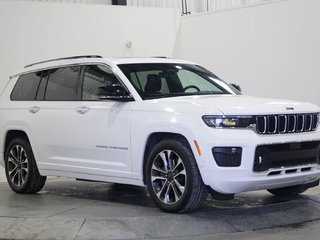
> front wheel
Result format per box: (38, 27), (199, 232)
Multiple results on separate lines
(267, 185), (308, 197)
(146, 139), (208, 213)
(5, 138), (46, 194)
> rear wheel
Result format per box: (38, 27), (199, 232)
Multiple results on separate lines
(5, 138), (46, 194)
(146, 139), (208, 213)
(267, 185), (308, 197)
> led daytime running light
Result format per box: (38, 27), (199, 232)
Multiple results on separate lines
(202, 115), (256, 128)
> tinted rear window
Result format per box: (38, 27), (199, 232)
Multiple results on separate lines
(11, 72), (42, 101)
(45, 66), (81, 101)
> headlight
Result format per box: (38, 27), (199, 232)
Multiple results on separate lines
(202, 115), (256, 128)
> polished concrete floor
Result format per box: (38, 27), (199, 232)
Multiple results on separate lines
(0, 166), (5, 182)
(0, 173), (320, 240)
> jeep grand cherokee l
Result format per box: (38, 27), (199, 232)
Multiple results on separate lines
(0, 55), (319, 213)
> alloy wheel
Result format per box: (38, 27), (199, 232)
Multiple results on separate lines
(7, 145), (29, 187)
(151, 150), (187, 204)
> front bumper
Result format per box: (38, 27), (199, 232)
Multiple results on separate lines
(196, 128), (320, 194)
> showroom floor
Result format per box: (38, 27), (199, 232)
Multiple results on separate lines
(0, 167), (5, 182)
(0, 175), (320, 240)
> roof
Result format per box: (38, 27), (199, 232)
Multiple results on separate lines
(11, 56), (197, 79)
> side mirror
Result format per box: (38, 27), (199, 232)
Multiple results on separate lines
(97, 84), (133, 102)
(230, 83), (241, 93)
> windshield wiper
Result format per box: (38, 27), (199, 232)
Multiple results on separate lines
(190, 91), (228, 96)
(145, 91), (229, 99)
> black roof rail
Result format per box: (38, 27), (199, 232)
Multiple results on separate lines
(24, 55), (103, 68)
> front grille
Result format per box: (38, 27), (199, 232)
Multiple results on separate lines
(253, 141), (320, 172)
(256, 113), (319, 134)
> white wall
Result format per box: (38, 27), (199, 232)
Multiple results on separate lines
(0, 1), (180, 92)
(0, 0), (180, 178)
(129, 0), (281, 13)
(174, 0), (320, 106)
(1, 0), (319, 104)
(11, 1), (113, 5)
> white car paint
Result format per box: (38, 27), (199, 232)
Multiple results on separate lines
(0, 57), (320, 193)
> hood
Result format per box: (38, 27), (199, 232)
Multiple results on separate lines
(153, 95), (320, 115)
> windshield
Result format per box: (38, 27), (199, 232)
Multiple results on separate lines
(118, 63), (239, 100)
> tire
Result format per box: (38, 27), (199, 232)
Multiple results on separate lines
(4, 137), (46, 194)
(146, 139), (208, 213)
(267, 185), (308, 197)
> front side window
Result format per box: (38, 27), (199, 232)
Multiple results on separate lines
(82, 65), (121, 101)
(45, 66), (81, 101)
(11, 72), (42, 101)
(118, 63), (237, 100)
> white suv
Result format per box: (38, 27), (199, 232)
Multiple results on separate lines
(0, 56), (319, 213)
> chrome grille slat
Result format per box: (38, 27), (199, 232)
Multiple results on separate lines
(271, 115), (277, 133)
(267, 116), (277, 133)
(307, 114), (313, 131)
(312, 113), (319, 130)
(256, 113), (319, 134)
(297, 115), (303, 132)
(287, 115), (296, 133)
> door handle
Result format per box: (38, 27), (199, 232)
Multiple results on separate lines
(29, 106), (40, 114)
(76, 106), (90, 114)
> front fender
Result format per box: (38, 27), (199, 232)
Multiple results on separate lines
(130, 111), (207, 179)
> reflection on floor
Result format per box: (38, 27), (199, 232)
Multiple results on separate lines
(0, 178), (320, 240)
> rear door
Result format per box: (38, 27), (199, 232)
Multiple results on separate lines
(28, 65), (83, 173)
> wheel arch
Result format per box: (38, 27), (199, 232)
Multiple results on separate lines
(142, 132), (193, 184)
(3, 128), (47, 193)
(3, 129), (31, 157)
(3, 129), (30, 152)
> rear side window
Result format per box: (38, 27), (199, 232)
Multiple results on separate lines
(45, 66), (81, 101)
(11, 72), (42, 101)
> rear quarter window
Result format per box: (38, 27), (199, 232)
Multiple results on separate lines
(10, 72), (42, 101)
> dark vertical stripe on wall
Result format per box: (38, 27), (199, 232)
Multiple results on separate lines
(112, 0), (127, 5)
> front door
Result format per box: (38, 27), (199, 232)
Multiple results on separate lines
(70, 65), (134, 179)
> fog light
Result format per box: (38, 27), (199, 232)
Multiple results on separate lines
(212, 147), (242, 167)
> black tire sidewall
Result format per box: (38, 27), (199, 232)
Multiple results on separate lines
(4, 138), (34, 193)
(146, 139), (194, 213)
